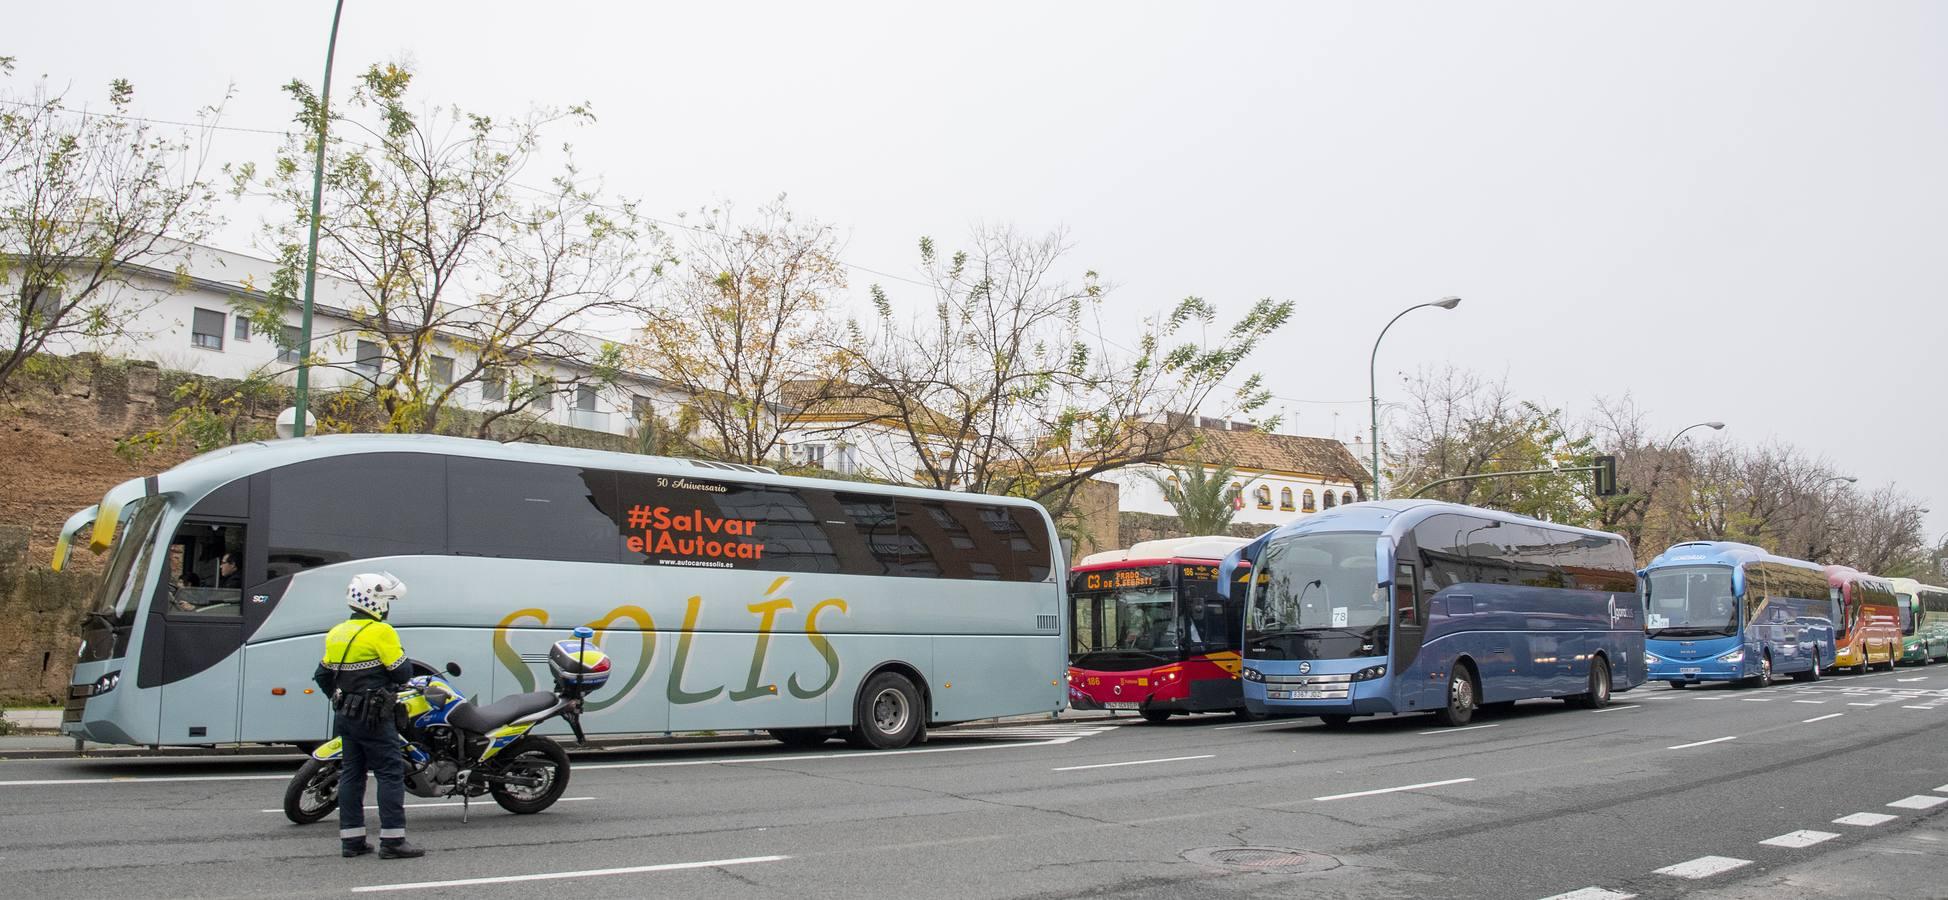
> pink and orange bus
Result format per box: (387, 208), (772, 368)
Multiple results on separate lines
(1826, 565), (1902, 672)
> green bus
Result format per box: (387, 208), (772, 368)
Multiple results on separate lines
(1887, 577), (1948, 665)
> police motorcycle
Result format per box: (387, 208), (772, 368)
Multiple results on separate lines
(283, 627), (611, 825)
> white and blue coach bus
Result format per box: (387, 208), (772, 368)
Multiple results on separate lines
(53, 435), (1066, 750)
(1220, 500), (1645, 727)
(1642, 541), (1837, 688)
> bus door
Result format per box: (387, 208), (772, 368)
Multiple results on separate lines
(151, 511), (249, 744)
(1391, 537), (1426, 677)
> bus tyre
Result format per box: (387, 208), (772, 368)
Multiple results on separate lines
(283, 758), (340, 825)
(848, 671), (923, 750)
(1318, 714), (1353, 728)
(1231, 706), (1260, 723)
(1140, 709), (1174, 724)
(1434, 664), (1478, 727)
(1577, 656), (1612, 709)
(1792, 655), (1821, 683)
(489, 737), (571, 814)
(1744, 653), (1772, 688)
(1667, 680), (1688, 690)
(769, 728), (838, 748)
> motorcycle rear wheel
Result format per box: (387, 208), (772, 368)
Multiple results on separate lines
(284, 758), (340, 825)
(489, 737), (571, 814)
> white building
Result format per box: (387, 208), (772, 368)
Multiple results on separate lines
(1098, 418), (1372, 529)
(776, 383), (957, 485)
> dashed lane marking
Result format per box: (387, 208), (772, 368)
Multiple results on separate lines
(1897, 677), (1928, 682)
(1590, 704), (1640, 713)
(1417, 723), (1500, 735)
(1759, 829), (1841, 849)
(1653, 856), (1751, 879)
(1052, 754), (1215, 772)
(1887, 795), (1948, 810)
(1538, 888), (1636, 900)
(350, 854), (791, 893)
(1212, 720), (1304, 731)
(1313, 777), (1475, 802)
(1834, 812), (1899, 826)
(1738, 698), (1772, 703)
(1792, 700), (1827, 704)
(1802, 713), (1845, 723)
(1935, 784), (1948, 794)
(1847, 702), (1882, 707)
(1667, 736), (1737, 750)
(1903, 706), (1934, 710)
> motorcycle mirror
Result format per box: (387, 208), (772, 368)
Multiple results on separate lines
(572, 625), (595, 639)
(444, 661), (462, 677)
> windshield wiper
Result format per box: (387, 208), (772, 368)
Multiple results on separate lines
(1649, 626), (1728, 639)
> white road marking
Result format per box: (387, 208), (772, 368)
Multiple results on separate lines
(1792, 700), (1827, 704)
(1934, 784), (1948, 794)
(1802, 713), (1845, 723)
(1760, 829), (1840, 849)
(350, 854), (791, 893)
(1538, 888), (1636, 900)
(0, 773), (290, 787)
(1666, 736), (1737, 750)
(1052, 754), (1215, 772)
(1313, 777), (1475, 802)
(1887, 795), (1948, 810)
(1694, 697), (1724, 701)
(581, 731), (1096, 771)
(1737, 698), (1771, 703)
(1834, 812), (1898, 826)
(1847, 702), (1882, 707)
(1903, 705), (1934, 710)
(1417, 723), (1500, 735)
(1897, 677), (1927, 682)
(1590, 704), (1640, 713)
(260, 797), (594, 814)
(1653, 856), (1751, 879)
(1212, 720), (1303, 731)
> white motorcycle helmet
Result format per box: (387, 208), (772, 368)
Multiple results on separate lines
(346, 572), (407, 619)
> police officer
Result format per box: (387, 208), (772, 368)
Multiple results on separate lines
(313, 572), (425, 860)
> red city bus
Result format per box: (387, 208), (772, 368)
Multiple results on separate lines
(1826, 565), (1902, 672)
(1066, 536), (1254, 723)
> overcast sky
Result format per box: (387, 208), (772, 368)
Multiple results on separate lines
(13, 1), (1947, 538)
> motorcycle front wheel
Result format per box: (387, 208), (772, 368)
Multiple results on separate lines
(489, 737), (571, 814)
(284, 758), (341, 825)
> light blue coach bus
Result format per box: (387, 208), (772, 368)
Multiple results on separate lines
(1642, 541), (1836, 688)
(1221, 501), (1645, 727)
(53, 434), (1066, 750)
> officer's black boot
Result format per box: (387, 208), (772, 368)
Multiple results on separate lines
(379, 839), (425, 860)
(341, 840), (373, 858)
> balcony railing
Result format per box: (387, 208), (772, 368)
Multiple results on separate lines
(570, 409), (611, 432)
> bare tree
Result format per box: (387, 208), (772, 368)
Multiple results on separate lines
(838, 226), (1292, 515)
(633, 199), (848, 465)
(1, 60), (221, 394)
(1385, 365), (1593, 522)
(234, 62), (660, 438)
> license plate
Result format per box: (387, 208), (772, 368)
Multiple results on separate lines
(1680, 667), (1702, 676)
(1105, 701), (1139, 710)
(1266, 691), (1289, 700)
(1288, 689), (1326, 699)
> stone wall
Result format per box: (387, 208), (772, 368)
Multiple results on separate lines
(1118, 511), (1270, 547)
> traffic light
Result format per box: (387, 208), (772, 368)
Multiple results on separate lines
(1594, 455), (1619, 497)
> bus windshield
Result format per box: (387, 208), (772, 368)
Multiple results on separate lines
(1646, 565), (1738, 638)
(1071, 567), (1177, 661)
(1245, 533), (1384, 658)
(78, 497), (167, 664)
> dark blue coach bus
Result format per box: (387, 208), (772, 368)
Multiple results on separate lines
(1221, 500), (1646, 727)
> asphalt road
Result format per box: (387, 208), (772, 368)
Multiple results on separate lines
(3, 668), (1946, 900)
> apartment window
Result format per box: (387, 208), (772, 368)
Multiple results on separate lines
(1343, 491), (1355, 505)
(532, 377), (554, 411)
(1302, 489), (1316, 512)
(430, 355), (454, 386)
(799, 443), (827, 469)
(233, 316), (251, 342)
(631, 394), (653, 421)
(1322, 490), (1337, 509)
(354, 340), (382, 375)
(481, 367), (506, 402)
(576, 384), (599, 411)
(1279, 487), (1295, 511)
(191, 308), (225, 351)
(278, 325), (303, 364)
(25, 285), (61, 324)
(1254, 485), (1272, 510)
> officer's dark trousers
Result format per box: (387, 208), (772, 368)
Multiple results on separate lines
(336, 713), (406, 847)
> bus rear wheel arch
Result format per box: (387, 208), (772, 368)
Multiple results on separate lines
(844, 667), (927, 750)
(1575, 654), (1612, 709)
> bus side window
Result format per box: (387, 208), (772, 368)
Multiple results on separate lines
(163, 520), (246, 618)
(1395, 562), (1419, 627)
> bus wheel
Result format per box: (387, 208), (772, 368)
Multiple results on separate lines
(1231, 706), (1260, 723)
(1792, 655), (1821, 683)
(1318, 714), (1353, 728)
(1667, 680), (1688, 690)
(1744, 653), (1772, 688)
(1433, 664), (1478, 727)
(846, 672), (923, 750)
(1577, 656), (1612, 709)
(1140, 710), (1174, 724)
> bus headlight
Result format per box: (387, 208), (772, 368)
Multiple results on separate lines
(1716, 649), (1745, 664)
(1241, 668), (1265, 683)
(1643, 652), (1664, 664)
(89, 670), (120, 696)
(1351, 665), (1388, 682)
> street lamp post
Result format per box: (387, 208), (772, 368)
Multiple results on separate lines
(289, 0), (347, 439)
(1806, 475), (1858, 559)
(1368, 297), (1461, 500)
(1663, 421), (1726, 455)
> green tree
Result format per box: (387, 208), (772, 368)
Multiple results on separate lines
(233, 62), (661, 438)
(1146, 458), (1240, 535)
(1, 60), (221, 395)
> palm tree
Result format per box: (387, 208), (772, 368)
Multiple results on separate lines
(1146, 459), (1240, 535)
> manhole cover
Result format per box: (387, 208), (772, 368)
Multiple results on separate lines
(1183, 846), (1341, 875)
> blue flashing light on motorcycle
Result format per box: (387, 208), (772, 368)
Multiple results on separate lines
(283, 627), (611, 825)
